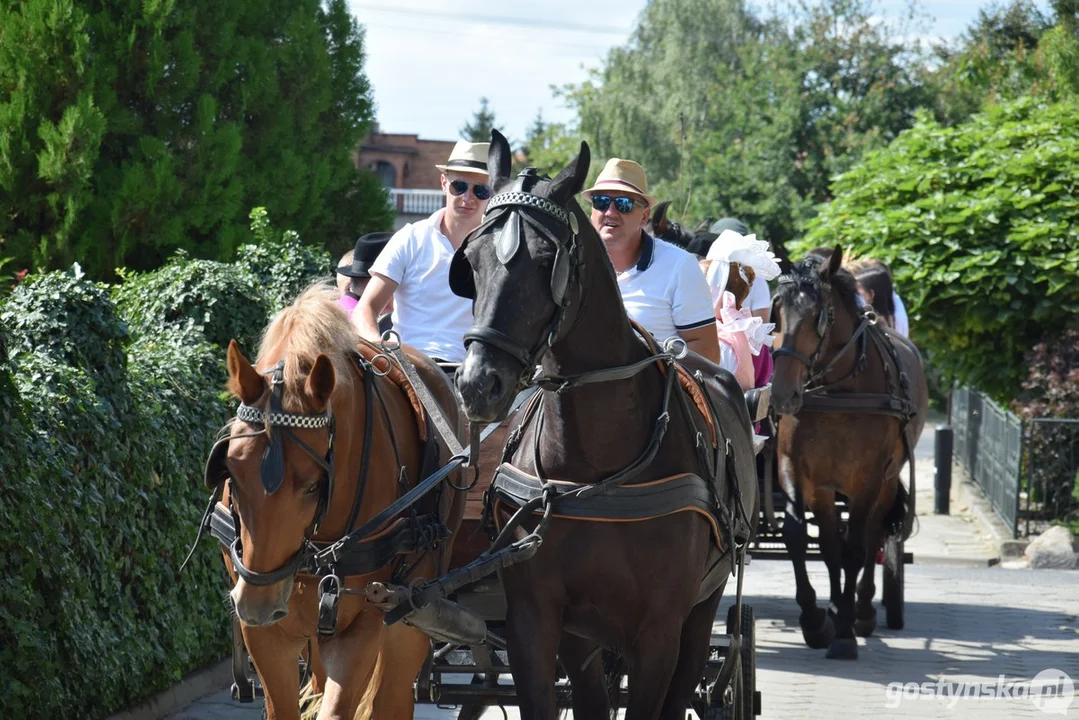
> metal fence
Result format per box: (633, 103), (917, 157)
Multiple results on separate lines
(1022, 418), (1079, 537)
(952, 387), (1079, 538)
(951, 387), (1023, 537)
(390, 188), (445, 215)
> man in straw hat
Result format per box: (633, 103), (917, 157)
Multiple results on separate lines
(583, 158), (719, 363)
(354, 140), (492, 363)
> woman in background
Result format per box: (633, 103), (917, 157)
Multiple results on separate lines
(848, 259), (907, 336)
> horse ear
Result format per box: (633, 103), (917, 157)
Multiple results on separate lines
(548, 141), (590, 203)
(227, 340), (264, 404)
(488, 129), (512, 191)
(828, 244), (843, 277)
(652, 200), (671, 235)
(305, 354), (336, 412)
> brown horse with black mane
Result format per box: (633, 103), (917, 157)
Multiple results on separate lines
(202, 284), (466, 719)
(451, 131), (759, 719)
(770, 248), (927, 660)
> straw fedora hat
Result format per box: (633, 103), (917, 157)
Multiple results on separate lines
(435, 140), (491, 177)
(582, 158), (657, 208)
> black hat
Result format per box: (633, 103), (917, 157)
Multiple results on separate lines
(336, 232), (392, 279)
(686, 231), (718, 259)
(709, 217), (750, 236)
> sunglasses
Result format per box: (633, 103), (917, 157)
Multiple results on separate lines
(590, 195), (643, 214)
(448, 179), (492, 200)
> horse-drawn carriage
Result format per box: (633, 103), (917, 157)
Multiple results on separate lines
(190, 131), (926, 719)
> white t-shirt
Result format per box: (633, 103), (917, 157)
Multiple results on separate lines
(893, 291), (909, 337)
(747, 275), (771, 312)
(369, 209), (472, 362)
(617, 234), (715, 344)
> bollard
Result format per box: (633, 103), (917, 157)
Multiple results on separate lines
(934, 425), (953, 515)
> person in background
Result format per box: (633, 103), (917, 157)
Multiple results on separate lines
(354, 141), (491, 363)
(692, 230), (780, 391)
(335, 232), (392, 318)
(583, 158), (719, 363)
(847, 258), (908, 336)
(709, 218), (772, 324)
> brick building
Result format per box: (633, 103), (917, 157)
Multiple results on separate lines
(355, 127), (456, 229)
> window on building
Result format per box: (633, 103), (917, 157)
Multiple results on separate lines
(373, 161), (396, 188)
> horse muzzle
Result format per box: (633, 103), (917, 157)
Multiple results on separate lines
(771, 388), (804, 416)
(230, 578), (292, 627)
(455, 344), (519, 424)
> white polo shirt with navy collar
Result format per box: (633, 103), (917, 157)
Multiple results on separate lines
(616, 233), (715, 344)
(369, 209), (472, 363)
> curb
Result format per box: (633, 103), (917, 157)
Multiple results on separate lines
(105, 659), (232, 720)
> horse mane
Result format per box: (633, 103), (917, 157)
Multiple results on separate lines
(776, 254), (861, 320)
(256, 281), (359, 407)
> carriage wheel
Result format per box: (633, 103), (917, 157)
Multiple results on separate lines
(727, 604), (757, 718)
(883, 535), (904, 630)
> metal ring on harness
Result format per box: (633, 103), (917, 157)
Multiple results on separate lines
(370, 352), (394, 377)
(379, 329), (402, 351)
(663, 336), (690, 360)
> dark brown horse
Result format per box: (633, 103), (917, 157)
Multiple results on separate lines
(209, 285), (466, 719)
(452, 132), (759, 719)
(770, 248), (927, 659)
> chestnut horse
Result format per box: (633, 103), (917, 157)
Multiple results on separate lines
(208, 285), (466, 719)
(770, 248), (927, 660)
(452, 132), (759, 719)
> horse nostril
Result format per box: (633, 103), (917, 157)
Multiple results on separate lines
(486, 372), (502, 402)
(270, 608), (288, 623)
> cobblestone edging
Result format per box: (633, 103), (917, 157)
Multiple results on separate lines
(104, 660), (232, 720)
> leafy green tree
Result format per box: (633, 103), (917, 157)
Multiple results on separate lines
(800, 98), (1079, 400)
(0, 0), (389, 280)
(562, 0), (932, 256)
(460, 97), (501, 143)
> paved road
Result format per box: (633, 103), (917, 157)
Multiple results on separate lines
(167, 563), (1079, 719)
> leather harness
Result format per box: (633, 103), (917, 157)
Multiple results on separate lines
(769, 271), (920, 539)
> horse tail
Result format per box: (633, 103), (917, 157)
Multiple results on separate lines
(352, 642), (385, 720)
(299, 678), (321, 720)
(883, 480), (908, 538)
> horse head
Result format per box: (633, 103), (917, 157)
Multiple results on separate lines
(211, 287), (359, 626)
(645, 200), (696, 250)
(771, 244), (861, 414)
(452, 130), (591, 423)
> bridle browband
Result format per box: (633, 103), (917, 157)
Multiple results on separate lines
(450, 169), (583, 389)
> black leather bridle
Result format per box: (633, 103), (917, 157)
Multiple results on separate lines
(771, 274), (872, 392)
(193, 355), (376, 587)
(449, 169), (583, 388)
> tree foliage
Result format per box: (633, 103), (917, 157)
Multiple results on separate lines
(0, 0), (389, 280)
(0, 220), (332, 719)
(561, 0), (932, 257)
(800, 98), (1079, 400)
(460, 97), (501, 143)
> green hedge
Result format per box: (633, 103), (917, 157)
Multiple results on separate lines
(0, 225), (333, 719)
(801, 97), (1079, 401)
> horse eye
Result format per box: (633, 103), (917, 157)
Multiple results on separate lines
(304, 479), (321, 495)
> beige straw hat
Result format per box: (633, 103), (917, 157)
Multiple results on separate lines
(435, 140), (491, 177)
(582, 158), (657, 207)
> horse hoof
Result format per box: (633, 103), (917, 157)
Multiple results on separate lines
(854, 608), (877, 637)
(826, 637), (859, 660)
(800, 610), (835, 649)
